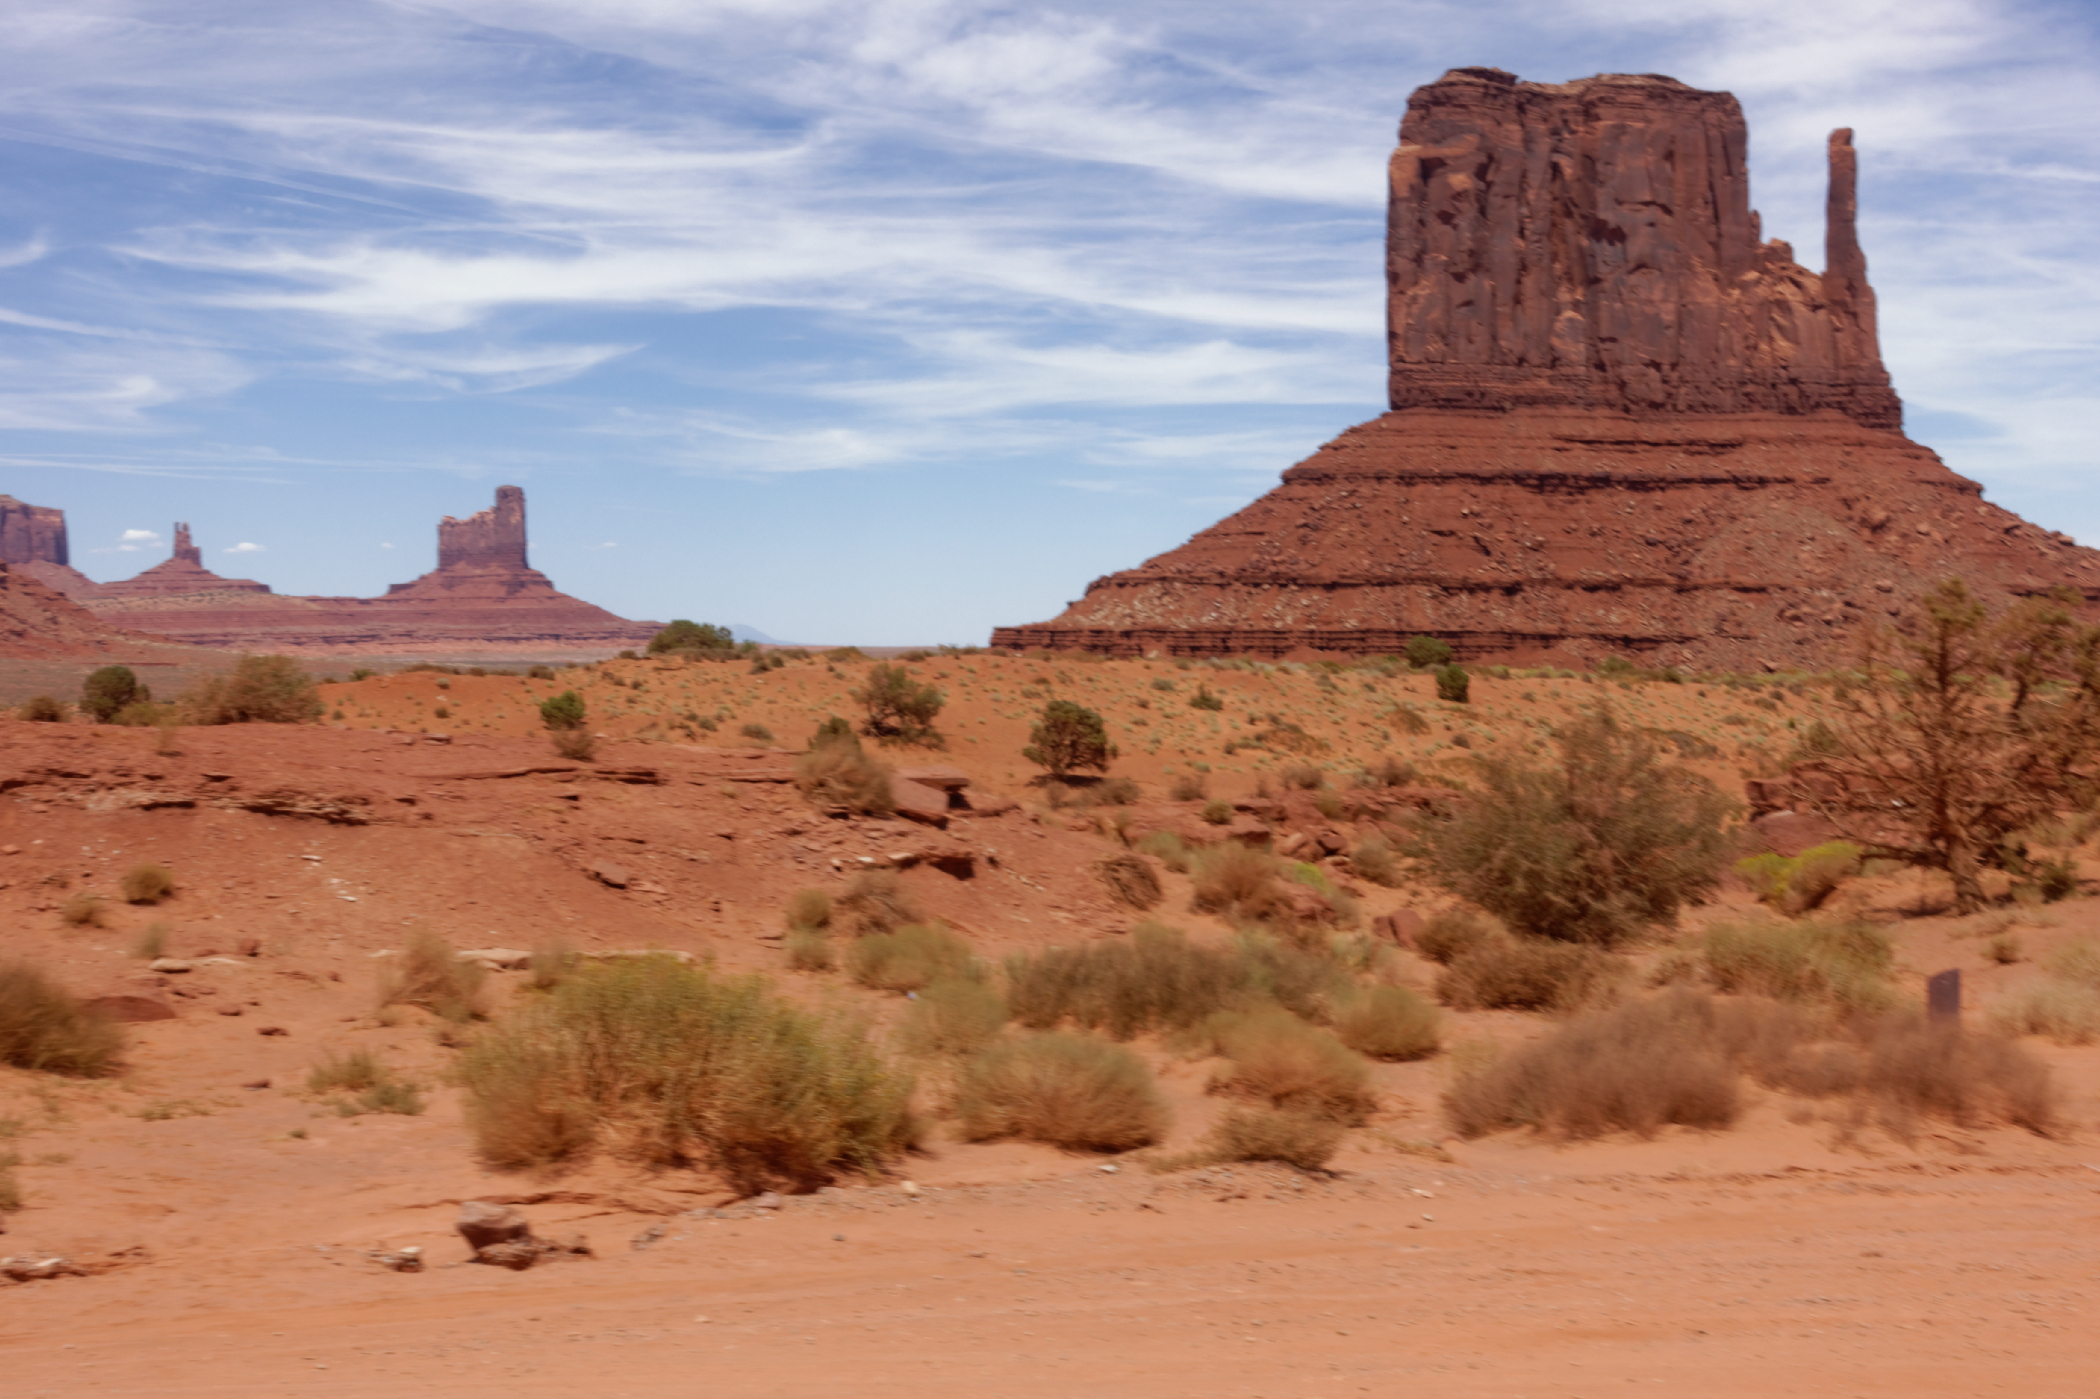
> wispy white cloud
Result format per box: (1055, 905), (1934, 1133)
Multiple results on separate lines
(223, 540), (264, 552)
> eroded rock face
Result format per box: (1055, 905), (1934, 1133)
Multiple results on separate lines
(0, 495), (68, 568)
(437, 485), (529, 572)
(1386, 69), (1897, 428)
(994, 68), (2100, 669)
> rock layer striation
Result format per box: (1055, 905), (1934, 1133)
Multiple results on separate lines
(994, 68), (2100, 669)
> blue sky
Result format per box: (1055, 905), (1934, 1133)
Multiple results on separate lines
(1, 0), (2095, 643)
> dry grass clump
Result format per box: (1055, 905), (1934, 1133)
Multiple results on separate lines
(120, 862), (175, 905)
(378, 931), (488, 1022)
(1991, 937), (2100, 1044)
(307, 1048), (425, 1116)
(1199, 1106), (1345, 1171)
(1435, 935), (1616, 1012)
(847, 922), (975, 993)
(60, 892), (107, 928)
(1190, 842), (1279, 917)
(0, 1152), (20, 1212)
(1701, 919), (1895, 1010)
(794, 722), (895, 814)
(0, 962), (123, 1076)
(899, 977), (1008, 1059)
(1446, 989), (2056, 1140)
(956, 1032), (1167, 1151)
(17, 695), (65, 722)
(1006, 922), (1246, 1038)
(832, 870), (918, 938)
(1135, 830), (1192, 873)
(1332, 985), (1440, 1061)
(528, 936), (580, 991)
(1414, 908), (1499, 965)
(783, 889), (835, 972)
(1205, 1006), (1375, 1124)
(1350, 832), (1402, 887)
(1094, 852), (1163, 910)
(552, 729), (598, 761)
(459, 955), (914, 1190)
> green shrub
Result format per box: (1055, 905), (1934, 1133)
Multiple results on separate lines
(0, 962), (123, 1076)
(1200, 799), (1234, 825)
(1435, 936), (1616, 1012)
(1024, 700), (1116, 777)
(854, 663), (943, 741)
(306, 1048), (421, 1113)
(1436, 665), (1470, 704)
(956, 1033), (1167, 1150)
(539, 690), (587, 731)
(81, 665), (146, 722)
(111, 700), (165, 726)
(1405, 636), (1454, 670)
(1191, 843), (1287, 924)
(17, 695), (64, 722)
(1189, 686), (1224, 712)
(1094, 852), (1162, 910)
(1200, 1106), (1344, 1171)
(740, 723), (774, 743)
(378, 932), (488, 1022)
(900, 977), (1008, 1058)
(1206, 1006), (1375, 1124)
(1333, 985), (1440, 1061)
(120, 862), (174, 905)
(648, 620), (735, 655)
(1279, 763), (1325, 791)
(847, 922), (975, 993)
(1168, 772), (1207, 801)
(131, 922), (170, 960)
(1734, 841), (1863, 915)
(459, 956), (914, 1188)
(1701, 919), (1894, 1010)
(186, 654), (324, 724)
(1409, 706), (1733, 946)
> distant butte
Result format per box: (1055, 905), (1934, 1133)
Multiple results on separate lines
(993, 68), (2100, 669)
(26, 486), (658, 657)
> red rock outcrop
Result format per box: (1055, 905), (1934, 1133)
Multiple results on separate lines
(994, 68), (2100, 670)
(0, 562), (167, 659)
(63, 488), (658, 656)
(0, 494), (102, 597)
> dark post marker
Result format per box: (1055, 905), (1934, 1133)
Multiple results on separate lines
(1927, 968), (1961, 1021)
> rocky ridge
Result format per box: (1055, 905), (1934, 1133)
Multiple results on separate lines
(994, 68), (2100, 670)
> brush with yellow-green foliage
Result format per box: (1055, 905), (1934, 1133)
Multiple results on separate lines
(1735, 841), (1863, 915)
(459, 955), (914, 1191)
(955, 1032), (1166, 1151)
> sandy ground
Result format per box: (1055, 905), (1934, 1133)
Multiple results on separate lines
(2, 661), (2098, 1397)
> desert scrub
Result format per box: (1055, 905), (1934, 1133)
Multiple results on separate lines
(1734, 841), (1863, 915)
(1135, 830), (1191, 873)
(1701, 919), (1895, 1011)
(848, 922), (975, 993)
(1990, 937), (2100, 1044)
(120, 862), (175, 905)
(955, 1032), (1167, 1151)
(17, 695), (64, 722)
(783, 888), (835, 972)
(307, 1049), (425, 1116)
(1413, 908), (1500, 966)
(59, 892), (106, 928)
(1093, 852), (1162, 910)
(130, 923), (170, 961)
(1349, 832), (1402, 887)
(0, 962), (123, 1076)
(377, 931), (488, 1022)
(1005, 922), (1247, 1038)
(1409, 705), (1732, 946)
(1332, 985), (1440, 1061)
(1435, 935), (1616, 1013)
(1197, 1106), (1344, 1172)
(185, 654), (324, 724)
(459, 955), (913, 1189)
(793, 722), (894, 816)
(1204, 1006), (1375, 1124)
(899, 977), (1008, 1059)
(831, 870), (917, 938)
(1446, 989), (2055, 1141)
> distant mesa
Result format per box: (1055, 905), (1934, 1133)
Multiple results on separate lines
(16, 486), (658, 657)
(993, 68), (2100, 671)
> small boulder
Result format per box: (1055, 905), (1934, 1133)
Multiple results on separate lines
(456, 1201), (532, 1253)
(81, 994), (177, 1023)
(958, 791), (1018, 817)
(588, 860), (631, 889)
(1, 1255), (86, 1283)
(1373, 909), (1425, 948)
(889, 777), (951, 828)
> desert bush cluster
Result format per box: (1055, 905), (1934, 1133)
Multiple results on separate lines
(1991, 937), (2100, 1044)
(0, 962), (123, 1076)
(793, 719), (894, 815)
(459, 955), (915, 1191)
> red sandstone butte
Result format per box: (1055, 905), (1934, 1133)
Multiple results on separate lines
(993, 68), (2100, 671)
(56, 488), (659, 656)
